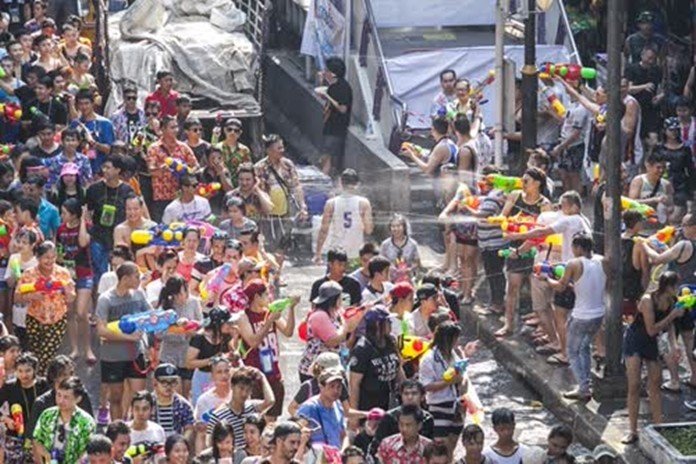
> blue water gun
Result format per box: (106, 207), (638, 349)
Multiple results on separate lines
(107, 309), (179, 335)
(130, 222), (186, 248)
(443, 359), (469, 382)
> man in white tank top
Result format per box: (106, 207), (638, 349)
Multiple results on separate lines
(544, 233), (607, 401)
(314, 169), (373, 262)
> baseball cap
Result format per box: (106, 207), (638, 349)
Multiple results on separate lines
(367, 408), (385, 422)
(312, 281), (343, 305)
(390, 282), (414, 300)
(664, 117), (680, 131)
(318, 367), (344, 385)
(203, 306), (238, 327)
(154, 363), (179, 379)
(593, 444), (617, 460)
(636, 11), (654, 23)
(243, 278), (267, 301)
(416, 283), (438, 301)
(60, 162), (79, 178)
(363, 306), (391, 325)
(310, 352), (342, 372)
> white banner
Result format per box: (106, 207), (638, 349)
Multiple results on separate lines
(300, 0), (345, 69)
(385, 45), (570, 129)
(372, 0), (496, 28)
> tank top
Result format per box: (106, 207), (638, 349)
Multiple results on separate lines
(244, 309), (281, 381)
(677, 240), (696, 286)
(624, 95), (644, 165)
(457, 139), (478, 190)
(631, 293), (669, 337)
(621, 238), (644, 300)
(326, 193), (365, 259)
(573, 256), (606, 320)
(433, 137), (459, 178)
(510, 193), (544, 218)
(638, 174), (668, 224)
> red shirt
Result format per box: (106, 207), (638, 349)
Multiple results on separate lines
(243, 308), (282, 381)
(145, 88), (180, 117)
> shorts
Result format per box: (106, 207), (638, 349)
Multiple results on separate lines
(260, 216), (294, 252)
(531, 278), (554, 312)
(76, 277), (94, 290)
(178, 367), (194, 381)
(251, 375), (285, 417)
(101, 354), (148, 383)
(506, 257), (533, 275)
(674, 313), (695, 333)
(430, 400), (463, 438)
(623, 325), (658, 361)
(553, 288), (576, 310)
(558, 144), (585, 172)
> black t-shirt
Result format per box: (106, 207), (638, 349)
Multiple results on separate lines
(22, 97), (68, 126)
(310, 275), (362, 306)
(1, 0), (29, 34)
(348, 336), (400, 411)
(0, 377), (50, 437)
(189, 333), (231, 373)
(656, 144), (695, 195)
(125, 111), (143, 145)
(30, 145), (62, 159)
(86, 181), (134, 248)
(27, 387), (94, 437)
(624, 63), (663, 111)
(323, 79), (352, 136)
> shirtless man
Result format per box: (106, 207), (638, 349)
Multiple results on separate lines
(113, 195), (157, 249)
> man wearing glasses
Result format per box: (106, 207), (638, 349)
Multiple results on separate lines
(151, 363), (194, 441)
(183, 117), (211, 166)
(161, 174), (211, 225)
(111, 86), (146, 146)
(214, 117), (251, 187)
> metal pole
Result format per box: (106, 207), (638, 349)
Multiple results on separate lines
(600, 0), (626, 393)
(519, 0), (537, 174)
(494, 0), (505, 166)
(344, 0), (352, 64)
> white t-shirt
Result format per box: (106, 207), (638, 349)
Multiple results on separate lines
(194, 388), (232, 422)
(551, 214), (592, 262)
(534, 212), (562, 264)
(162, 196), (212, 225)
(4, 254), (38, 327)
(97, 271), (118, 294)
(361, 282), (394, 305)
(483, 444), (532, 464)
(128, 420), (166, 445)
(145, 279), (164, 306)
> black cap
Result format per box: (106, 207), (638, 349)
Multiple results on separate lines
(154, 363), (179, 379)
(416, 283), (438, 301)
(636, 11), (654, 23)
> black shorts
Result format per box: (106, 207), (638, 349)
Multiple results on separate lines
(179, 367), (194, 381)
(553, 288), (576, 310)
(558, 144), (585, 172)
(101, 354), (148, 383)
(675, 313), (695, 333)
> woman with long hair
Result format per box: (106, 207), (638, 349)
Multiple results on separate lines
(379, 214), (421, 283)
(56, 198), (95, 363)
(164, 434), (191, 464)
(185, 307), (234, 404)
(194, 421), (237, 463)
(622, 271), (684, 444)
(158, 275), (203, 399)
(48, 163), (86, 210)
(177, 227), (204, 281)
(656, 117), (694, 223)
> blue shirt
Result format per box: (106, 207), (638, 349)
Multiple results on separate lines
(38, 198), (60, 240)
(297, 396), (345, 448)
(44, 152), (93, 190)
(70, 116), (115, 174)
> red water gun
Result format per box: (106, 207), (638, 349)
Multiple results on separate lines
(460, 195), (481, 210)
(0, 103), (22, 123)
(167, 318), (202, 335)
(198, 182), (222, 198)
(18, 277), (66, 294)
(493, 213), (538, 233)
(0, 220), (11, 249)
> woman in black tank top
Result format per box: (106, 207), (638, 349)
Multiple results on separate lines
(622, 272), (682, 444)
(495, 168), (551, 337)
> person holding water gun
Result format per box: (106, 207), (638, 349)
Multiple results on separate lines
(627, 153), (674, 227)
(14, 241), (75, 377)
(234, 279), (299, 421)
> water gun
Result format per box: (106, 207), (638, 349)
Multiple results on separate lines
(107, 309), (179, 335)
(164, 157), (197, 179)
(10, 404), (23, 437)
(0, 103), (22, 123)
(400, 142), (428, 157)
(130, 222), (186, 247)
(498, 247), (538, 259)
(268, 298), (292, 313)
(343, 305), (366, 320)
(596, 113), (606, 124)
(200, 263), (234, 301)
(18, 277), (67, 294)
(538, 63), (597, 81)
(633, 225), (675, 252)
(198, 182), (222, 198)
(460, 393), (484, 425)
(460, 195), (481, 210)
(401, 335), (431, 360)
(470, 70), (496, 98)
(438, 105), (459, 121)
(187, 220), (218, 241)
(167, 318), (202, 335)
(620, 196), (656, 220)
(125, 442), (164, 459)
(483, 174), (523, 193)
(675, 286), (696, 313)
(533, 262), (566, 279)
(0, 220), (11, 249)
(540, 85), (566, 118)
(28, 106), (48, 121)
(443, 359), (469, 382)
(0, 144), (13, 156)
(488, 213), (537, 233)
(8, 257), (20, 280)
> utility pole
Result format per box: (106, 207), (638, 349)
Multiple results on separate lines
(494, 0), (505, 166)
(595, 0), (627, 399)
(519, 0), (537, 174)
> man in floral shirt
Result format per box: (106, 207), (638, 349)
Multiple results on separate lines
(146, 116), (199, 221)
(45, 129), (93, 190)
(151, 363), (194, 441)
(215, 117), (251, 187)
(33, 377), (96, 464)
(377, 405), (432, 464)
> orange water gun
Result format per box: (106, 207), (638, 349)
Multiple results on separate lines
(198, 182), (222, 199)
(460, 195), (481, 210)
(167, 318), (202, 335)
(18, 277), (67, 294)
(633, 225), (676, 252)
(10, 404), (23, 437)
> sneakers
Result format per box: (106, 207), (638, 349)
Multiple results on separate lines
(562, 388), (592, 401)
(97, 406), (110, 426)
(685, 400), (696, 411)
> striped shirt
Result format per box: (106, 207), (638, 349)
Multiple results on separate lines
(156, 404), (174, 436)
(476, 190), (506, 251)
(206, 402), (257, 448)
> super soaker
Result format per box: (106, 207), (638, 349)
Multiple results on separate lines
(443, 359), (469, 382)
(633, 225), (675, 252)
(498, 247), (538, 259)
(165, 157), (196, 179)
(676, 286), (696, 313)
(107, 309), (179, 335)
(200, 263), (234, 301)
(167, 318), (202, 335)
(533, 262), (566, 279)
(19, 277), (67, 294)
(10, 404), (23, 437)
(460, 393), (485, 425)
(0, 103), (22, 123)
(130, 222), (186, 247)
(540, 85), (566, 118)
(484, 174), (523, 193)
(126, 442), (163, 459)
(621, 197), (656, 220)
(538, 63), (597, 81)
(198, 182), (222, 198)
(400, 142), (428, 157)
(268, 298), (292, 313)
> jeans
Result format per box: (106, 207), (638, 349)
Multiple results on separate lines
(90, 241), (110, 286)
(481, 249), (506, 306)
(567, 316), (603, 393)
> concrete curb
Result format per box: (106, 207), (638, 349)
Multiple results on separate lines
(460, 305), (652, 464)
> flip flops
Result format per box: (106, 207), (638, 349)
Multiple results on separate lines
(547, 353), (569, 365)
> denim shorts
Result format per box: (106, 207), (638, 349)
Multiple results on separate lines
(76, 277), (94, 290)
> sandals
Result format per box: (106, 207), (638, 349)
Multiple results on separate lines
(547, 353), (569, 365)
(661, 382), (682, 393)
(621, 433), (639, 445)
(494, 327), (513, 338)
(536, 344), (560, 355)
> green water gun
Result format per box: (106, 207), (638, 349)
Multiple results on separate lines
(498, 247), (538, 259)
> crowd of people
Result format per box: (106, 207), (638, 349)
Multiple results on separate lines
(0, 0), (691, 463)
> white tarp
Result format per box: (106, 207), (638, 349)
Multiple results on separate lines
(107, 0), (259, 114)
(385, 45), (570, 129)
(372, 0), (496, 28)
(300, 0), (345, 69)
